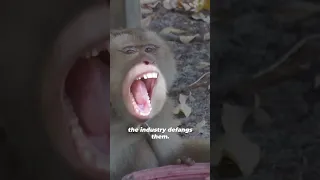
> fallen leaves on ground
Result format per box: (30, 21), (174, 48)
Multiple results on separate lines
(140, 0), (161, 15)
(173, 94), (192, 117)
(211, 103), (261, 177)
(203, 32), (210, 41)
(191, 12), (210, 23)
(141, 15), (153, 28)
(179, 34), (200, 44)
(160, 27), (186, 35)
(196, 61), (210, 69)
(193, 119), (206, 134)
(161, 0), (210, 23)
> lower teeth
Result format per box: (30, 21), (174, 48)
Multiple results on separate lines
(130, 93), (152, 116)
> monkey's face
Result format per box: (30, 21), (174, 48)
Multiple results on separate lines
(40, 3), (110, 179)
(110, 29), (177, 123)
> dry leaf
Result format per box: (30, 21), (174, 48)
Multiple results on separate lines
(202, 16), (210, 23)
(196, 61), (210, 69)
(160, 27), (186, 35)
(203, 0), (210, 10)
(179, 34), (199, 44)
(191, 12), (210, 23)
(195, 119), (206, 133)
(315, 74), (320, 89)
(188, 92), (196, 102)
(141, 0), (160, 8)
(191, 12), (202, 20)
(181, 104), (192, 117)
(217, 134), (260, 176)
(172, 105), (181, 114)
(140, 0), (159, 4)
(253, 108), (273, 127)
(149, 1), (161, 8)
(163, 0), (173, 9)
(181, 3), (191, 11)
(203, 32), (210, 41)
(163, 0), (178, 9)
(221, 103), (252, 133)
(141, 8), (153, 14)
(179, 94), (188, 104)
(173, 94), (192, 117)
(141, 16), (152, 28)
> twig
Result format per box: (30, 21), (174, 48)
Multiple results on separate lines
(188, 72), (210, 87)
(212, 34), (320, 95)
(253, 34), (320, 79)
(170, 72), (210, 94)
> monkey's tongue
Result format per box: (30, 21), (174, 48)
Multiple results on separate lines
(65, 57), (109, 136)
(130, 80), (151, 113)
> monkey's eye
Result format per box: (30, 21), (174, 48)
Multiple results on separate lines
(144, 44), (158, 53)
(121, 46), (138, 54)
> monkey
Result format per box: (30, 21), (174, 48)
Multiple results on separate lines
(109, 28), (210, 179)
(1, 1), (111, 180)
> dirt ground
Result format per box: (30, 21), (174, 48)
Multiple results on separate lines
(148, 0), (320, 179)
(146, 5), (211, 139)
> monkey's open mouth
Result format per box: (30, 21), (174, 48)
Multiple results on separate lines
(123, 64), (159, 120)
(63, 40), (110, 171)
(130, 72), (158, 116)
(41, 4), (110, 178)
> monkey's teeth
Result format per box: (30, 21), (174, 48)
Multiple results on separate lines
(136, 72), (158, 80)
(81, 40), (109, 59)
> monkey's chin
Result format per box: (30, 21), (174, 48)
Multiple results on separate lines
(41, 3), (110, 179)
(122, 63), (161, 121)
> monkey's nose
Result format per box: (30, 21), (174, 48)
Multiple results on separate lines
(142, 58), (155, 65)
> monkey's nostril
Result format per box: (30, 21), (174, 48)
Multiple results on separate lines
(143, 61), (150, 65)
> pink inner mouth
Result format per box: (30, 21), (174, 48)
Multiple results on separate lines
(123, 63), (159, 120)
(64, 50), (110, 154)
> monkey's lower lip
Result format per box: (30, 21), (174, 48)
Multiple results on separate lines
(123, 64), (159, 120)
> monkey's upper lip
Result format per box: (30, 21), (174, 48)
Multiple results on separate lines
(123, 63), (159, 120)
